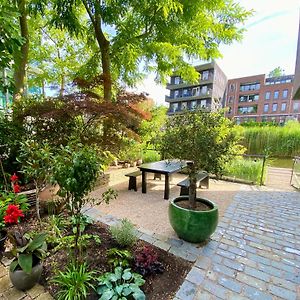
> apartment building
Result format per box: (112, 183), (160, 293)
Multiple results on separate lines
(165, 62), (227, 115)
(225, 74), (300, 124)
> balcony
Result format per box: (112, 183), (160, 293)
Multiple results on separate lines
(167, 74), (214, 90)
(165, 90), (212, 102)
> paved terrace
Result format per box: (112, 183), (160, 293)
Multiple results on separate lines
(86, 167), (300, 300)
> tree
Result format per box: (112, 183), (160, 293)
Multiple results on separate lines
(268, 67), (285, 78)
(159, 109), (244, 209)
(40, 0), (251, 102)
(0, 1), (23, 95)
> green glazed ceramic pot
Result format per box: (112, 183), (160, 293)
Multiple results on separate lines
(169, 196), (218, 243)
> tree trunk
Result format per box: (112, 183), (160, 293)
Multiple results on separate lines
(85, 6), (112, 102)
(34, 181), (41, 222)
(59, 75), (65, 97)
(42, 80), (45, 97)
(13, 0), (29, 100)
(187, 161), (197, 209)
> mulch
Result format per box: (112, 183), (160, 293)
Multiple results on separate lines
(8, 209), (192, 300)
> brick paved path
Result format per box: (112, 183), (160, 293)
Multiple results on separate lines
(175, 190), (300, 300)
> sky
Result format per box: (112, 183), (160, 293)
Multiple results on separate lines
(132, 0), (300, 106)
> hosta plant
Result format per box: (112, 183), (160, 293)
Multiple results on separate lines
(97, 266), (145, 300)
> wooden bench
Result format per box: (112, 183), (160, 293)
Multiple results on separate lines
(125, 171), (142, 191)
(177, 172), (209, 196)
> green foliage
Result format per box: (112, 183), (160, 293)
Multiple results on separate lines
(139, 106), (167, 150)
(223, 157), (265, 185)
(9, 232), (47, 274)
(109, 219), (137, 248)
(96, 267), (145, 300)
(141, 150), (161, 163)
(52, 262), (96, 300)
(159, 109), (244, 207)
(0, 192), (29, 230)
(239, 121), (300, 157)
(107, 248), (133, 269)
(52, 144), (103, 214)
(268, 67), (285, 78)
(43, 214), (68, 247)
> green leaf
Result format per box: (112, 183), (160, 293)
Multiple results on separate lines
(99, 289), (114, 300)
(115, 284), (124, 295)
(18, 254), (33, 274)
(27, 233), (47, 251)
(122, 270), (132, 281)
(132, 290), (146, 300)
(9, 260), (19, 272)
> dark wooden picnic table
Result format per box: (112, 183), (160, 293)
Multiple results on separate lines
(138, 160), (186, 200)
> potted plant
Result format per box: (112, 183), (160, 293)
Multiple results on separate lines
(160, 109), (243, 243)
(7, 231), (47, 291)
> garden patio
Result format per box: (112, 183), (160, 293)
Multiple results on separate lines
(86, 166), (300, 299)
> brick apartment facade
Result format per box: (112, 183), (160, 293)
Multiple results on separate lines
(165, 62), (227, 115)
(225, 74), (300, 124)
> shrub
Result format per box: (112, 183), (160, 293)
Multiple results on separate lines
(223, 157), (265, 184)
(109, 219), (137, 248)
(134, 245), (164, 276)
(141, 149), (160, 163)
(96, 267), (145, 300)
(52, 262), (96, 300)
(107, 248), (133, 269)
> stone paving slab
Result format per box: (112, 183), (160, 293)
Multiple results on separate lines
(0, 263), (53, 300)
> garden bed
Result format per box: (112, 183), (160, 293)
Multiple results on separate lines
(9, 211), (191, 300)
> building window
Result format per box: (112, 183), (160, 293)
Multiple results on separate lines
(262, 116), (268, 122)
(181, 102), (187, 110)
(170, 103), (178, 112)
(293, 102), (299, 112)
(200, 100), (207, 108)
(240, 82), (260, 92)
(202, 71), (209, 80)
(228, 96), (234, 103)
(239, 94), (259, 103)
(228, 107), (232, 114)
(229, 84), (235, 92)
(190, 100), (197, 109)
(174, 77), (181, 84)
(264, 104), (269, 113)
(272, 103), (278, 112)
(183, 89), (188, 97)
(238, 106), (257, 114)
(174, 90), (179, 98)
(282, 89), (288, 99)
(265, 92), (271, 100)
(281, 103), (287, 112)
(201, 86), (207, 95)
(274, 91), (279, 99)
(236, 117), (240, 125)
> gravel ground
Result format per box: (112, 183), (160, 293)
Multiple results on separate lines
(90, 167), (242, 238)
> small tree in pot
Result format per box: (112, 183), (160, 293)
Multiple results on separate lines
(159, 109), (243, 242)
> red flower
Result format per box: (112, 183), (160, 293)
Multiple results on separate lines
(4, 205), (24, 224)
(10, 173), (18, 182)
(13, 184), (21, 193)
